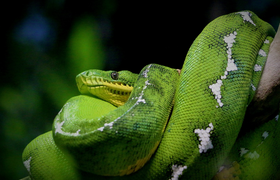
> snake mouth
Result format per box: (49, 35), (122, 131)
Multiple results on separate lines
(88, 85), (132, 96)
(77, 77), (133, 94)
(76, 74), (133, 106)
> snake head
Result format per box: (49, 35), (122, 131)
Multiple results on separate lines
(76, 69), (138, 107)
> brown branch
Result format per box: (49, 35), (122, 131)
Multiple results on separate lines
(242, 24), (280, 130)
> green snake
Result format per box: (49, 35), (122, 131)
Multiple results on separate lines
(22, 11), (280, 180)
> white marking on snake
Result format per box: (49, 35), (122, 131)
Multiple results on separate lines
(194, 123), (214, 153)
(170, 165), (187, 180)
(262, 131), (269, 139)
(136, 80), (151, 104)
(264, 39), (270, 44)
(209, 80), (223, 108)
(23, 157), (32, 174)
(98, 65), (152, 132)
(240, 147), (249, 157)
(254, 64), (262, 72)
(236, 11), (256, 26)
(256, 131), (270, 147)
(223, 31), (238, 73)
(276, 115), (279, 121)
(53, 102), (82, 136)
(251, 83), (256, 91)
(55, 120), (81, 136)
(142, 66), (150, 78)
(247, 151), (259, 160)
(258, 49), (267, 57)
(210, 31), (237, 108)
(55, 121), (65, 134)
(98, 122), (114, 131)
(257, 141), (264, 148)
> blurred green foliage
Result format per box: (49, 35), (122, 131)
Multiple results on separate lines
(68, 16), (105, 77)
(2, 0), (279, 179)
(2, 3), (108, 179)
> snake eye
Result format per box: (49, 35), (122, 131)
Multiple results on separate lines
(111, 72), (119, 80)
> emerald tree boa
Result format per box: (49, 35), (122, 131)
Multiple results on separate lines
(22, 11), (280, 180)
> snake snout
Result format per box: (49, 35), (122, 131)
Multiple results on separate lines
(76, 74), (89, 94)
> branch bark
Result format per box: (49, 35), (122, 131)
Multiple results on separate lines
(242, 24), (280, 130)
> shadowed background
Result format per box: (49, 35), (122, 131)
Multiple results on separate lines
(2, 0), (279, 179)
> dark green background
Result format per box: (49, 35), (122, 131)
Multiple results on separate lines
(2, 0), (279, 179)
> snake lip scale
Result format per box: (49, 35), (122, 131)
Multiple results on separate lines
(88, 85), (132, 95)
(77, 75), (133, 93)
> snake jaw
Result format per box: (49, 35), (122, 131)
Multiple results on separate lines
(88, 85), (132, 107)
(76, 71), (134, 107)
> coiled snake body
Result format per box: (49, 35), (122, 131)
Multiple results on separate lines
(22, 11), (280, 180)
